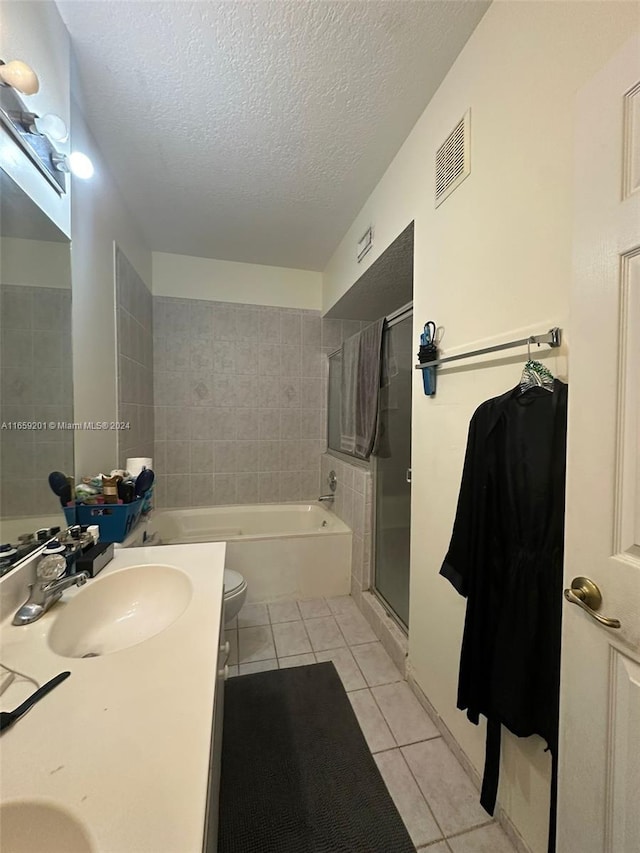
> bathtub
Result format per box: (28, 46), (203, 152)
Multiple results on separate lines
(147, 503), (352, 603)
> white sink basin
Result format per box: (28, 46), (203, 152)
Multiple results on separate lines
(47, 564), (192, 658)
(0, 800), (95, 853)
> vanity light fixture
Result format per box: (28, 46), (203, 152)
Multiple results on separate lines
(52, 151), (95, 179)
(29, 113), (68, 143)
(0, 74), (66, 193)
(0, 59), (39, 95)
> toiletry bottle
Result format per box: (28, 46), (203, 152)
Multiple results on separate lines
(102, 475), (119, 504)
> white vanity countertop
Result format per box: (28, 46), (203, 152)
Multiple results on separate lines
(0, 543), (226, 853)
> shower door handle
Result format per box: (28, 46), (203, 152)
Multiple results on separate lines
(406, 468), (412, 484)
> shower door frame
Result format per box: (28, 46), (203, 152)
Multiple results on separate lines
(371, 302), (413, 633)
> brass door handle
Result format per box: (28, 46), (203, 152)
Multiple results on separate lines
(563, 577), (621, 629)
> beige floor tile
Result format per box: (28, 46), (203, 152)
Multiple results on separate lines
(239, 659), (278, 675)
(374, 749), (443, 848)
(238, 602), (269, 628)
(447, 823), (516, 853)
(351, 641), (403, 687)
(298, 598), (331, 619)
(326, 595), (359, 615)
(402, 739), (488, 837)
(372, 682), (440, 746)
(347, 688), (395, 753)
(335, 609), (377, 645)
(304, 616), (346, 651)
(225, 628), (238, 665)
(272, 620), (312, 656)
(238, 625), (276, 663)
(268, 600), (302, 623)
(314, 647), (366, 692)
(416, 842), (449, 852)
(279, 653), (317, 668)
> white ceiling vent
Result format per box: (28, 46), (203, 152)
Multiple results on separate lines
(435, 110), (470, 207)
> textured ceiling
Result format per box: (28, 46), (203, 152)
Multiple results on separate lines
(57, 1), (489, 270)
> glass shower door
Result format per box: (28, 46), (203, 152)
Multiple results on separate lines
(374, 313), (412, 629)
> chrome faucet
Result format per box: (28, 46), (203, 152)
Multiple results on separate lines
(12, 568), (89, 626)
(318, 494), (335, 504)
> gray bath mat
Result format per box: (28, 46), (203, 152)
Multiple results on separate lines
(217, 662), (415, 852)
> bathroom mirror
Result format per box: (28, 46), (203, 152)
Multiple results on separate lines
(0, 168), (73, 542)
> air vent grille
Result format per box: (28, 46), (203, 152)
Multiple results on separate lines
(435, 110), (470, 207)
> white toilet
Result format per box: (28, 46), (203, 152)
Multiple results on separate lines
(224, 569), (247, 623)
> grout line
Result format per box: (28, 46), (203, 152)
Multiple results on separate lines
(277, 651), (317, 663)
(396, 748), (447, 852)
(338, 619), (370, 687)
(403, 673), (515, 843)
(443, 819), (496, 841)
(415, 841), (452, 851)
(397, 743), (453, 846)
(396, 733), (442, 748)
(374, 741), (444, 851)
(267, 601), (302, 625)
(370, 744), (401, 757)
(366, 678), (398, 750)
(236, 620), (276, 666)
(348, 638), (383, 648)
(298, 612), (314, 655)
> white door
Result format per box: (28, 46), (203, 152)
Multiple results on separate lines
(558, 34), (640, 853)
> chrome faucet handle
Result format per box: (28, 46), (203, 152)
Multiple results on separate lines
(12, 571), (89, 626)
(37, 563), (65, 581)
(36, 539), (68, 580)
(45, 571), (89, 594)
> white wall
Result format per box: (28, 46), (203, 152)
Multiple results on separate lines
(0, 237), (71, 288)
(71, 100), (152, 478)
(322, 3), (640, 852)
(153, 251), (322, 310)
(0, 1), (71, 236)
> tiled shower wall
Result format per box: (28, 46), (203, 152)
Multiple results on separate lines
(115, 247), (155, 468)
(321, 452), (408, 673)
(0, 284), (74, 517)
(153, 299), (366, 508)
(320, 454), (373, 600)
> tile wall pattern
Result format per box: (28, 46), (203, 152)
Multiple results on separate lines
(321, 453), (373, 597)
(226, 594), (517, 853)
(321, 452), (409, 675)
(152, 297), (367, 508)
(115, 247), (155, 468)
(0, 284), (73, 517)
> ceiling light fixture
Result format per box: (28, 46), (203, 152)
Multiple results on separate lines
(29, 113), (68, 143)
(0, 59), (39, 95)
(52, 151), (95, 180)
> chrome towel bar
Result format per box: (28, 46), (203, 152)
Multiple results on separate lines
(414, 327), (562, 371)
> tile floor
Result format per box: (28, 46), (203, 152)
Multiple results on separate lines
(226, 594), (518, 853)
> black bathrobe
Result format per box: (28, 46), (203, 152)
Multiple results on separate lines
(440, 379), (568, 853)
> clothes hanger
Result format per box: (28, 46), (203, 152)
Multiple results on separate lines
(519, 337), (555, 394)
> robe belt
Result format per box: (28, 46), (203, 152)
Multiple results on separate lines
(479, 718), (559, 853)
(480, 717), (501, 815)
